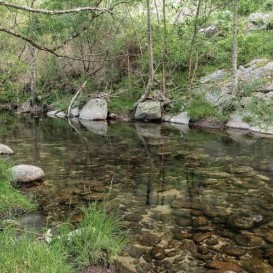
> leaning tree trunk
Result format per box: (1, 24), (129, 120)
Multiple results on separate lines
(232, 0), (238, 93)
(134, 0), (154, 108)
(30, 45), (38, 104)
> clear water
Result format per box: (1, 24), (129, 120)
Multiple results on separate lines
(1, 113), (273, 272)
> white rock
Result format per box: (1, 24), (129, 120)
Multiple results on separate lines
(0, 144), (14, 154)
(56, 111), (66, 118)
(70, 107), (80, 117)
(79, 99), (107, 120)
(10, 165), (45, 183)
(170, 112), (190, 125)
(47, 110), (58, 117)
(226, 114), (251, 130)
(134, 101), (161, 120)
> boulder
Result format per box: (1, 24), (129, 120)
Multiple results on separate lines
(0, 144), (14, 155)
(10, 165), (45, 183)
(47, 110), (58, 117)
(169, 112), (190, 125)
(134, 101), (161, 121)
(79, 98), (107, 120)
(56, 111), (66, 118)
(200, 69), (227, 84)
(70, 107), (80, 117)
(248, 12), (273, 30)
(226, 113), (251, 130)
(199, 25), (218, 37)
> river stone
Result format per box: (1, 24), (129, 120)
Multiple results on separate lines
(10, 165), (44, 183)
(0, 144), (14, 155)
(220, 245), (245, 257)
(79, 99), (107, 120)
(193, 217), (208, 227)
(235, 234), (264, 248)
(205, 261), (243, 272)
(194, 232), (212, 244)
(150, 246), (166, 260)
(241, 259), (273, 273)
(228, 212), (255, 229)
(138, 233), (161, 247)
(134, 101), (161, 121)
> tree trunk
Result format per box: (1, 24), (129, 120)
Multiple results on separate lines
(30, 45), (37, 104)
(188, 0), (202, 83)
(162, 0), (167, 96)
(134, 0), (154, 108)
(232, 0), (238, 93)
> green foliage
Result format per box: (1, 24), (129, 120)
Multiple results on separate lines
(0, 229), (73, 273)
(242, 98), (273, 127)
(262, 0), (273, 11)
(60, 204), (127, 268)
(238, 0), (265, 15)
(187, 96), (217, 120)
(0, 203), (127, 273)
(0, 158), (34, 214)
(239, 78), (266, 97)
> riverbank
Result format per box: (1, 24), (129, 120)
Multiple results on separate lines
(0, 155), (127, 273)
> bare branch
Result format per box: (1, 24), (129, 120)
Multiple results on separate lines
(0, 1), (108, 15)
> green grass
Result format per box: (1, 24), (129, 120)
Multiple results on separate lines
(0, 228), (74, 273)
(0, 158), (34, 215)
(61, 204), (128, 269)
(187, 97), (217, 120)
(0, 203), (127, 273)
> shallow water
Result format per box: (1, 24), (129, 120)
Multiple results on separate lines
(1, 113), (273, 272)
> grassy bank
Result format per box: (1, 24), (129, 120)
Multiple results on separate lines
(0, 204), (127, 273)
(0, 158), (34, 215)
(0, 158), (127, 272)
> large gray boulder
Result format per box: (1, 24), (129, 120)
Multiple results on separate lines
(10, 165), (45, 183)
(248, 12), (273, 30)
(169, 112), (190, 125)
(0, 144), (14, 155)
(134, 101), (161, 121)
(79, 99), (107, 120)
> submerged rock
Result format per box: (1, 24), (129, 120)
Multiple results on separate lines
(241, 259), (273, 273)
(228, 212), (256, 230)
(10, 164), (45, 183)
(150, 246), (166, 260)
(0, 144), (14, 155)
(134, 101), (161, 121)
(79, 98), (107, 120)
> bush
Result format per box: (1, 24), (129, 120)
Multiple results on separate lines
(187, 96), (217, 120)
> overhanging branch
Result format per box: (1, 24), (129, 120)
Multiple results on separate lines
(0, 1), (109, 15)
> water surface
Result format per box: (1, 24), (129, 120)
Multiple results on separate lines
(1, 113), (273, 272)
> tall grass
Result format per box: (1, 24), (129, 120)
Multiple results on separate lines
(0, 158), (34, 214)
(0, 228), (74, 273)
(60, 204), (128, 270)
(0, 203), (128, 272)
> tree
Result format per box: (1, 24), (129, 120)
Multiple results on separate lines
(232, 0), (238, 93)
(134, 0), (154, 107)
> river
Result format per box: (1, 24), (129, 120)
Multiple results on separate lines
(1, 112), (273, 272)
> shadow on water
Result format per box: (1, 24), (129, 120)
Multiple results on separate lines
(1, 113), (273, 272)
